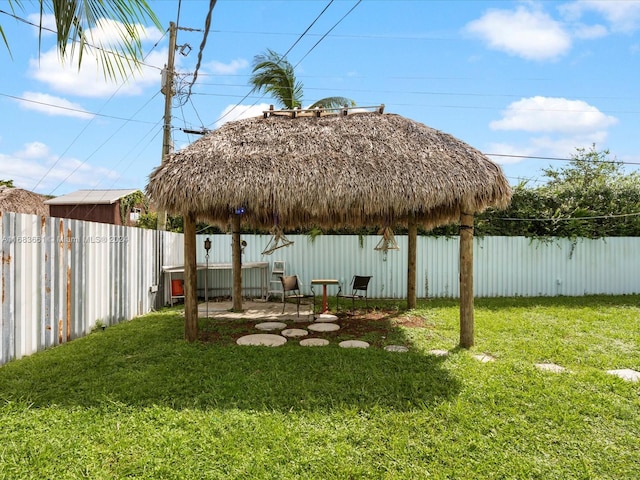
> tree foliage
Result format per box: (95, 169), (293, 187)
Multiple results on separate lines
(249, 49), (356, 110)
(449, 145), (640, 238)
(2, 0), (162, 80)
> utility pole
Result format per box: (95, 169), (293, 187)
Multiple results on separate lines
(158, 21), (177, 231)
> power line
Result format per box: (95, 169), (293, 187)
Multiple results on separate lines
(294, 0), (362, 68)
(208, 0), (338, 126)
(496, 211), (640, 222)
(0, 92), (157, 124)
(186, 0), (218, 97)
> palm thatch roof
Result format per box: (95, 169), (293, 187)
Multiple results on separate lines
(0, 187), (49, 217)
(146, 109), (511, 229)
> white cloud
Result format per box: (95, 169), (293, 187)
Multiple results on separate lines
(26, 17), (165, 98)
(27, 13), (57, 35)
(528, 132), (608, 155)
(560, 0), (640, 34)
(464, 5), (571, 60)
(214, 103), (271, 129)
(0, 142), (119, 194)
(571, 23), (608, 40)
(487, 96), (619, 164)
(485, 143), (537, 165)
(205, 58), (249, 75)
(490, 96), (617, 134)
(28, 45), (164, 97)
(19, 92), (93, 119)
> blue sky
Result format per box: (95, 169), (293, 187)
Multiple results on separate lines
(1, 0), (639, 196)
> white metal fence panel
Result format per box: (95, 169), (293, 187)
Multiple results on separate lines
(0, 212), (175, 366)
(184, 234), (640, 300)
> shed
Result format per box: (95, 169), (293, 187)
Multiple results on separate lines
(45, 189), (145, 226)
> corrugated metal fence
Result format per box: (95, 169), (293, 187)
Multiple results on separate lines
(3, 211), (640, 366)
(190, 234), (640, 299)
(1, 212), (182, 365)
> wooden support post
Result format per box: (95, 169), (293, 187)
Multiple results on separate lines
(407, 211), (417, 310)
(183, 212), (198, 342)
(231, 214), (243, 312)
(459, 212), (474, 348)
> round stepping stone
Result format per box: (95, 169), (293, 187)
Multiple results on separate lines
(339, 340), (370, 349)
(308, 322), (340, 332)
(535, 363), (566, 373)
(429, 349), (449, 357)
(606, 368), (640, 382)
(315, 314), (338, 322)
(473, 353), (496, 363)
(281, 328), (308, 338)
(385, 345), (408, 352)
(255, 321), (287, 331)
(300, 338), (330, 347)
(236, 334), (286, 347)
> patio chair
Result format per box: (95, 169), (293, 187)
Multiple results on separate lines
(280, 275), (310, 317)
(337, 275), (372, 312)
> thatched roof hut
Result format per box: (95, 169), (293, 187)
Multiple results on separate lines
(147, 107), (512, 346)
(148, 110), (510, 229)
(0, 187), (49, 217)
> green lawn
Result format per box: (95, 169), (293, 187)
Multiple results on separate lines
(1, 296), (639, 479)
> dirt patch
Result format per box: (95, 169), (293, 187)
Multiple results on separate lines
(198, 308), (430, 346)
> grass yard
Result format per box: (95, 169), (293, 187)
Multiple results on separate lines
(1, 296), (639, 479)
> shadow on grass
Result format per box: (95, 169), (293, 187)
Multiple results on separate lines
(0, 310), (460, 413)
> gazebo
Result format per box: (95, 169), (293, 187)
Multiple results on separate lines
(146, 106), (512, 347)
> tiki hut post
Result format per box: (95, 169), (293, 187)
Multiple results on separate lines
(183, 211), (199, 341)
(459, 211), (474, 348)
(407, 211), (417, 310)
(231, 214), (243, 312)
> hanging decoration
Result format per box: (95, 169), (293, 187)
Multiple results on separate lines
(261, 224), (294, 255)
(374, 226), (399, 252)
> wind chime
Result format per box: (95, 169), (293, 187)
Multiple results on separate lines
(261, 216), (294, 255)
(374, 226), (399, 260)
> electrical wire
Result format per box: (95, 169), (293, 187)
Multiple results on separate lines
(0, 92), (157, 124)
(209, 0), (361, 127)
(186, 0), (218, 98)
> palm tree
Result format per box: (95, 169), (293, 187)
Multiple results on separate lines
(249, 49), (355, 110)
(2, 0), (162, 80)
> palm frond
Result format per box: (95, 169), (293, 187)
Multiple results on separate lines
(309, 97), (357, 109)
(44, 0), (162, 80)
(250, 49), (303, 108)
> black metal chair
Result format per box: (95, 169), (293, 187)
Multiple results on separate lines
(280, 275), (310, 317)
(337, 275), (372, 312)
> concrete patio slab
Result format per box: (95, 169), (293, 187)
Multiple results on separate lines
(236, 334), (287, 346)
(196, 300), (313, 321)
(606, 368), (640, 382)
